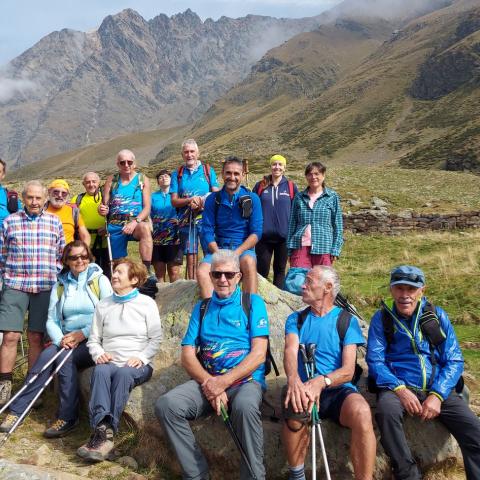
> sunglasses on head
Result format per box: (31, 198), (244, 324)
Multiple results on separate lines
(391, 273), (423, 283)
(119, 160), (134, 166)
(211, 271), (239, 280)
(52, 190), (68, 198)
(67, 254), (89, 261)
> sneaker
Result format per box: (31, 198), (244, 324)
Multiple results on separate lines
(0, 414), (20, 433)
(0, 380), (12, 407)
(44, 418), (79, 438)
(78, 424), (114, 462)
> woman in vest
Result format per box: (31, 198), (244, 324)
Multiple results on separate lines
(0, 240), (112, 438)
(253, 155), (298, 289)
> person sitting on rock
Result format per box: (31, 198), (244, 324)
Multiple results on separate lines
(197, 156), (263, 298)
(155, 249), (269, 480)
(282, 266), (376, 480)
(367, 265), (480, 480)
(77, 258), (162, 462)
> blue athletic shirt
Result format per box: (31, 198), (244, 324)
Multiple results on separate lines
(109, 173), (143, 219)
(170, 163), (219, 230)
(151, 190), (179, 246)
(285, 306), (365, 390)
(182, 286), (269, 389)
(0, 187), (22, 231)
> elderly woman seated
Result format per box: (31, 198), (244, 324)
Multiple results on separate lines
(77, 258), (162, 462)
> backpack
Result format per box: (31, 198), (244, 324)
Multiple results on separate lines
(6, 189), (19, 214)
(296, 306), (363, 384)
(109, 172), (145, 197)
(198, 292), (279, 377)
(214, 190), (253, 220)
(57, 276), (101, 300)
(256, 178), (295, 200)
(177, 163), (213, 192)
(75, 188), (103, 207)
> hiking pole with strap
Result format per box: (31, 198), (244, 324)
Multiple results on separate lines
(0, 349), (74, 448)
(334, 293), (365, 323)
(103, 216), (114, 277)
(306, 343), (331, 480)
(0, 347), (66, 415)
(220, 402), (257, 480)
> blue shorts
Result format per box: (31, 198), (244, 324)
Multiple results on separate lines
(107, 223), (136, 259)
(202, 248), (256, 264)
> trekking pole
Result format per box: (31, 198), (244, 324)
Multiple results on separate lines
(0, 347), (66, 415)
(185, 209), (193, 280)
(192, 215), (198, 280)
(334, 293), (365, 323)
(220, 403), (257, 480)
(306, 343), (331, 480)
(0, 349), (74, 448)
(103, 216), (114, 278)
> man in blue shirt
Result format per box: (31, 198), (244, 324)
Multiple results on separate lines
(197, 156), (263, 298)
(282, 266), (376, 480)
(155, 249), (269, 480)
(0, 159), (21, 231)
(170, 139), (219, 279)
(367, 266), (480, 480)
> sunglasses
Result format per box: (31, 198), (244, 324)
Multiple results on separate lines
(211, 271), (239, 280)
(67, 254), (89, 261)
(52, 190), (69, 198)
(119, 160), (134, 166)
(391, 273), (423, 283)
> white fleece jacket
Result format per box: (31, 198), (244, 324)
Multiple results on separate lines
(87, 293), (162, 367)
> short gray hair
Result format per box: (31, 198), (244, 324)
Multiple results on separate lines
(312, 265), (341, 297)
(117, 149), (135, 161)
(181, 138), (199, 151)
(211, 249), (240, 272)
(82, 171), (100, 183)
(22, 180), (46, 197)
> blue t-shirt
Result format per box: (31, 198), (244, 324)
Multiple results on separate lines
(0, 187), (22, 231)
(170, 163), (219, 230)
(151, 190), (179, 246)
(109, 173), (143, 219)
(285, 306), (365, 389)
(182, 287), (269, 389)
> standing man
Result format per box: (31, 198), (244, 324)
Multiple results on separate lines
(282, 266), (376, 480)
(367, 265), (480, 480)
(98, 150), (152, 272)
(197, 156), (262, 298)
(45, 179), (90, 246)
(156, 250), (269, 480)
(0, 181), (65, 405)
(0, 159), (21, 231)
(170, 139), (219, 279)
(71, 172), (109, 275)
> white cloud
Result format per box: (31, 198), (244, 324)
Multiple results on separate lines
(0, 77), (36, 103)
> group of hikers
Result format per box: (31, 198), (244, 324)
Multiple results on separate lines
(0, 140), (478, 480)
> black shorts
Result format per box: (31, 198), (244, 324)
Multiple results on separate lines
(281, 384), (356, 425)
(152, 244), (183, 265)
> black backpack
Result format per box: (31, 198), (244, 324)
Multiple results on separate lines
(198, 292), (279, 377)
(6, 189), (19, 214)
(296, 306), (363, 384)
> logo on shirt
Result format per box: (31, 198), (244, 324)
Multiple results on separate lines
(257, 318), (267, 329)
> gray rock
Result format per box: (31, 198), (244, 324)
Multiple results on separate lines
(0, 459), (84, 479)
(347, 199), (363, 207)
(24, 444), (52, 467)
(371, 197), (388, 208)
(397, 210), (413, 219)
(117, 456), (138, 471)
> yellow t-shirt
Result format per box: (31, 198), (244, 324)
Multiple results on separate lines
(46, 204), (86, 244)
(71, 193), (107, 249)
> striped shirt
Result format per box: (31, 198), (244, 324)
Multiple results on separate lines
(0, 210), (65, 293)
(287, 187), (343, 257)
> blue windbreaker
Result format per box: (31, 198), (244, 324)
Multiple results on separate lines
(366, 297), (464, 401)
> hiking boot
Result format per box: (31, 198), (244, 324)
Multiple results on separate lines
(44, 418), (79, 438)
(77, 424), (114, 462)
(0, 414), (20, 433)
(0, 380), (12, 407)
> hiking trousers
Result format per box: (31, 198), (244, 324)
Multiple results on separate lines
(10, 342), (93, 422)
(155, 379), (265, 480)
(375, 389), (480, 480)
(255, 239), (288, 289)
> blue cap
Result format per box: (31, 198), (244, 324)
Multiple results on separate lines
(390, 265), (425, 288)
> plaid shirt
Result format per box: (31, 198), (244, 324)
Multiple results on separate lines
(287, 187), (343, 256)
(0, 210), (65, 293)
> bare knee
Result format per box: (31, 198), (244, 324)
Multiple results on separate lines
(240, 255), (256, 276)
(2, 331), (21, 347)
(197, 263), (211, 279)
(344, 398), (374, 432)
(134, 222), (152, 240)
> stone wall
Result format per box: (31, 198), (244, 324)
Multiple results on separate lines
(344, 210), (480, 235)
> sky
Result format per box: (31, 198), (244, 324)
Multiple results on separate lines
(0, 0), (342, 66)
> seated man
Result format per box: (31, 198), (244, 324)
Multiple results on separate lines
(282, 266), (375, 480)
(99, 150), (152, 272)
(367, 265), (480, 480)
(155, 249), (269, 480)
(197, 156), (262, 298)
(46, 179), (90, 246)
(71, 172), (110, 276)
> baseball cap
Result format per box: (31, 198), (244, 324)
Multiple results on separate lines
(390, 265), (425, 288)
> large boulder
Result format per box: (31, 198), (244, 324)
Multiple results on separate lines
(80, 277), (463, 479)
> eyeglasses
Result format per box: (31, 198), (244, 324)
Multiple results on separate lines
(391, 273), (423, 283)
(52, 190), (68, 198)
(67, 254), (89, 261)
(119, 160), (134, 166)
(211, 271), (239, 280)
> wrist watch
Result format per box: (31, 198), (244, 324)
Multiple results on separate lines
(323, 375), (332, 388)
